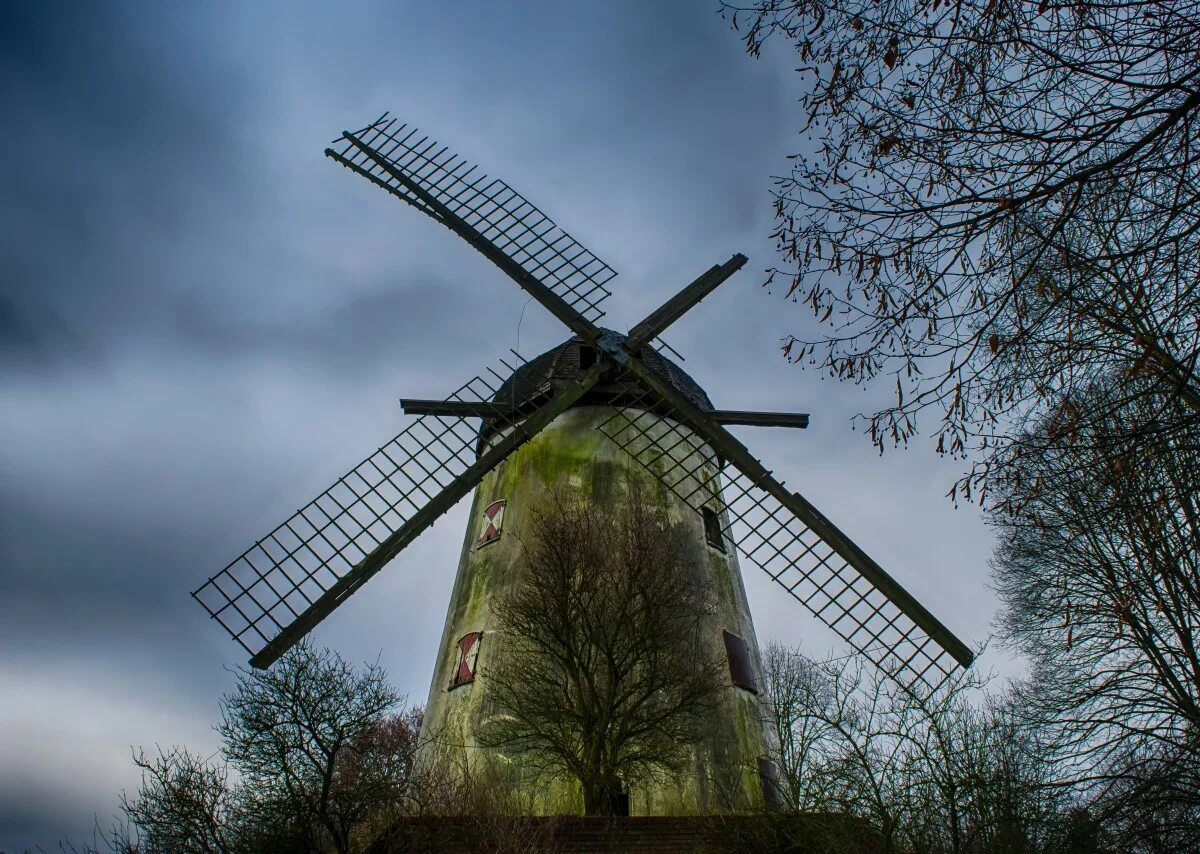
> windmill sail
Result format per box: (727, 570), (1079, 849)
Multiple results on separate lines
(192, 353), (592, 668)
(596, 380), (971, 693)
(326, 113), (615, 325)
(196, 111), (974, 692)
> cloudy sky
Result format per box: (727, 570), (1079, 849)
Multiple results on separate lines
(0, 2), (1005, 849)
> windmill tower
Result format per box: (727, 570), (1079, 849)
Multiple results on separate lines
(417, 330), (781, 814)
(193, 114), (975, 815)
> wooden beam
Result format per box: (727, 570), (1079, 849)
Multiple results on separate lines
(625, 254), (747, 350)
(399, 399), (517, 419)
(328, 138), (600, 344)
(710, 410), (810, 429)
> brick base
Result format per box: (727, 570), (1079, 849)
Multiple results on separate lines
(368, 814), (881, 853)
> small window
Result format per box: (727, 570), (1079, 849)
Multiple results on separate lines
(723, 630), (757, 693)
(702, 506), (725, 552)
(449, 631), (482, 689)
(577, 344), (597, 371)
(758, 757), (783, 808)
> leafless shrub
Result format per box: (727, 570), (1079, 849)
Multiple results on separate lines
(389, 748), (563, 853)
(75, 643), (420, 854)
(218, 642), (411, 853)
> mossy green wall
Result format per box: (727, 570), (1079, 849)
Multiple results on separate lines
(416, 406), (776, 815)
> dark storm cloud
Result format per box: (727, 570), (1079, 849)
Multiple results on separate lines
(0, 292), (57, 362)
(0, 3), (256, 370)
(1, 3), (998, 850)
(0, 0), (259, 649)
(161, 270), (488, 368)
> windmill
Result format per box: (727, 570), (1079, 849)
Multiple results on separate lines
(193, 113), (975, 814)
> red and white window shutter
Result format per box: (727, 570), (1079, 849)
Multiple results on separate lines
(449, 631), (482, 688)
(476, 499), (506, 548)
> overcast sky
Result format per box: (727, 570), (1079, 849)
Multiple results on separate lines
(0, 3), (1007, 849)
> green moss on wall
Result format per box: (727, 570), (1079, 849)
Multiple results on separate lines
(422, 407), (775, 817)
(464, 556), (491, 624)
(499, 417), (607, 494)
(733, 690), (766, 759)
(708, 551), (736, 608)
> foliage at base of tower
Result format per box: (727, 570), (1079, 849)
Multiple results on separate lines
(762, 631), (1199, 850)
(478, 485), (725, 816)
(219, 643), (416, 852)
(90, 641), (422, 854)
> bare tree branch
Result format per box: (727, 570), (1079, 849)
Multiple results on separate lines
(721, 0), (1200, 506)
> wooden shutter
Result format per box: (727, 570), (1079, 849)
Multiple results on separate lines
(449, 631), (483, 688)
(476, 499), (506, 548)
(758, 757), (783, 808)
(723, 630), (757, 693)
(702, 506), (726, 552)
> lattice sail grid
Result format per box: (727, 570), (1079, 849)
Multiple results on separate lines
(596, 400), (962, 694)
(193, 354), (528, 659)
(330, 113), (615, 324)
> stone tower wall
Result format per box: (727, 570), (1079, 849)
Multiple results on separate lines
(416, 405), (777, 815)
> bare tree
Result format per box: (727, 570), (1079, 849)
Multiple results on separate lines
(775, 653), (910, 851)
(894, 684), (1071, 854)
(218, 641), (410, 853)
(721, 6), (1200, 840)
(761, 642), (841, 813)
(762, 643), (1071, 853)
(1080, 741), (1200, 851)
(720, 1), (1200, 503)
(110, 746), (240, 854)
(478, 486), (724, 816)
(992, 385), (1200, 850)
(324, 706), (423, 846)
(99, 643), (419, 854)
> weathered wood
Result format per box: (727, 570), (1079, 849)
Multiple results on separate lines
(399, 399), (518, 419)
(625, 254), (747, 349)
(328, 138), (600, 343)
(710, 410), (810, 429)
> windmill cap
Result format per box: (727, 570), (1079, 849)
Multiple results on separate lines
(480, 329), (714, 445)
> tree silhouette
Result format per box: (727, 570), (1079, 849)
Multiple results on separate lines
(479, 486), (724, 816)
